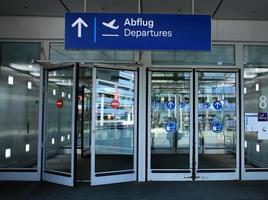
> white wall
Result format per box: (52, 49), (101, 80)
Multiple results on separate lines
(0, 16), (268, 42)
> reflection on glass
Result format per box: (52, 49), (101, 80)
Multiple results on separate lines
(49, 43), (134, 62)
(198, 72), (237, 169)
(83, 88), (91, 156)
(76, 67), (92, 180)
(0, 42), (40, 169)
(244, 67), (268, 168)
(0, 65), (40, 169)
(150, 72), (190, 170)
(45, 68), (73, 174)
(77, 87), (91, 158)
(95, 68), (135, 173)
(152, 45), (235, 66)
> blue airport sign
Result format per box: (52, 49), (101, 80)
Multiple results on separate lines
(65, 13), (211, 50)
(213, 100), (222, 110)
(165, 121), (177, 134)
(212, 121), (223, 133)
(166, 101), (175, 109)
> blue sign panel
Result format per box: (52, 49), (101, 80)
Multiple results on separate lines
(166, 101), (175, 110)
(203, 102), (210, 109)
(212, 121), (223, 133)
(65, 13), (211, 50)
(213, 101), (222, 110)
(258, 113), (268, 121)
(179, 102), (186, 108)
(165, 121), (177, 134)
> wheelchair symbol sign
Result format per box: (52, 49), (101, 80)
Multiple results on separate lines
(165, 121), (177, 134)
(203, 102), (210, 109)
(212, 121), (223, 133)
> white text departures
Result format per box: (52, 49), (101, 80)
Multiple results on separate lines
(123, 18), (173, 39)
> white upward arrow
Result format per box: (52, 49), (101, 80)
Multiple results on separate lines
(214, 101), (221, 109)
(71, 17), (88, 38)
(168, 101), (174, 107)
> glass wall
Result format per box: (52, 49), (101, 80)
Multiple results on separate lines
(0, 42), (41, 170)
(244, 45), (268, 169)
(50, 43), (135, 62)
(152, 45), (235, 66)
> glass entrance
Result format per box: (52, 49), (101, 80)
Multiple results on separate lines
(147, 70), (193, 180)
(42, 64), (77, 186)
(91, 67), (137, 185)
(148, 69), (239, 181)
(195, 71), (239, 180)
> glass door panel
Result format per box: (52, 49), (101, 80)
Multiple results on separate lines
(76, 66), (92, 181)
(148, 70), (192, 181)
(91, 67), (136, 185)
(42, 64), (77, 186)
(82, 87), (91, 157)
(195, 71), (239, 180)
(147, 69), (239, 181)
(77, 86), (91, 158)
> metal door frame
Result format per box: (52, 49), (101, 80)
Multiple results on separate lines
(147, 68), (194, 181)
(147, 67), (240, 181)
(91, 65), (138, 185)
(42, 63), (78, 187)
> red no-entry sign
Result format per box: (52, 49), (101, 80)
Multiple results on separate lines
(111, 99), (119, 109)
(56, 98), (63, 109)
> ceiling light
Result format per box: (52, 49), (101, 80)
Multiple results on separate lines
(256, 83), (259, 91)
(9, 63), (40, 72)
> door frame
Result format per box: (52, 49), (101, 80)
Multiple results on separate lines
(90, 64), (138, 185)
(147, 67), (241, 181)
(41, 63), (78, 187)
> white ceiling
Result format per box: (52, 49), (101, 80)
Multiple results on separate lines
(0, 0), (268, 20)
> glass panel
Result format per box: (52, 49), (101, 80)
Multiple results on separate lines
(77, 68), (92, 157)
(150, 71), (191, 169)
(152, 45), (235, 66)
(95, 68), (135, 173)
(82, 87), (91, 157)
(0, 42), (40, 169)
(244, 45), (268, 169)
(50, 43), (135, 62)
(244, 45), (268, 67)
(244, 70), (268, 168)
(197, 72), (237, 169)
(1, 42), (40, 66)
(77, 67), (92, 180)
(45, 67), (74, 174)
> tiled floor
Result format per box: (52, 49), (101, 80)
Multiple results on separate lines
(0, 181), (268, 200)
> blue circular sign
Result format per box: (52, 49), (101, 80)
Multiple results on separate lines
(212, 121), (223, 133)
(165, 121), (177, 134)
(213, 101), (222, 110)
(203, 102), (210, 109)
(166, 101), (175, 110)
(179, 102), (185, 108)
